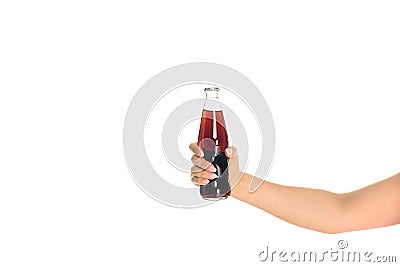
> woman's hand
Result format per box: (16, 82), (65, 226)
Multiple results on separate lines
(188, 142), (241, 187)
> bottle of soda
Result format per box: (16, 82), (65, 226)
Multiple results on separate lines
(198, 87), (231, 200)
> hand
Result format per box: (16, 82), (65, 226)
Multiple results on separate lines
(189, 142), (241, 187)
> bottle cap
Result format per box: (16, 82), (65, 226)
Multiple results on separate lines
(204, 87), (220, 92)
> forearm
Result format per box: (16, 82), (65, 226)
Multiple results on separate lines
(231, 172), (400, 234)
(231, 172), (345, 234)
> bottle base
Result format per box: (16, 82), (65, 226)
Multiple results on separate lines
(201, 195), (229, 201)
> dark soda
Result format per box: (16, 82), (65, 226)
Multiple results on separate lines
(197, 88), (231, 200)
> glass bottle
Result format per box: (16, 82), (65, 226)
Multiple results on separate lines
(198, 87), (231, 200)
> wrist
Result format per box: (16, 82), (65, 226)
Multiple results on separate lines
(230, 172), (251, 199)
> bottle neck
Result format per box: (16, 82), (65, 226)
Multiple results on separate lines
(206, 90), (218, 99)
(203, 90), (222, 111)
(203, 96), (222, 111)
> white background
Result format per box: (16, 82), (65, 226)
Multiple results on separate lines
(1, 1), (399, 266)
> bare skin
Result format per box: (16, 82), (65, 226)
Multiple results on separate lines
(189, 143), (400, 234)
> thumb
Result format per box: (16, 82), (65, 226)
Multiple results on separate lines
(224, 147), (236, 159)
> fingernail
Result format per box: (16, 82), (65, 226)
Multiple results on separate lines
(197, 150), (204, 157)
(207, 165), (216, 172)
(225, 148), (232, 155)
(201, 179), (209, 184)
(208, 172), (218, 179)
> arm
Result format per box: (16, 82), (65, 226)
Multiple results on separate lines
(232, 171), (400, 234)
(189, 143), (400, 234)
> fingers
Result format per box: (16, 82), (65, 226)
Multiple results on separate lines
(189, 142), (236, 187)
(190, 155), (217, 186)
(189, 142), (203, 157)
(190, 144), (217, 186)
(191, 175), (210, 186)
(191, 166), (218, 179)
(191, 164), (216, 173)
(190, 154), (216, 171)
